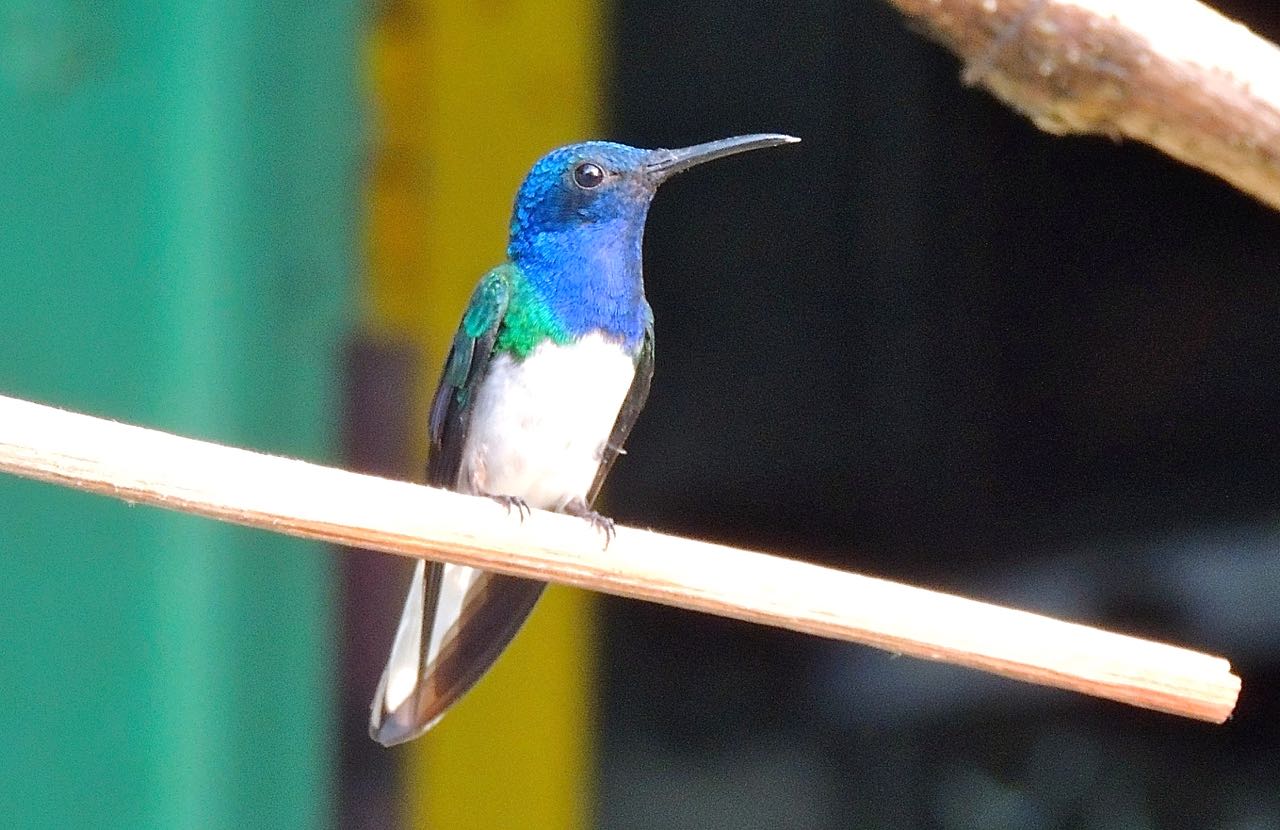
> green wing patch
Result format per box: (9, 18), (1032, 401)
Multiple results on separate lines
(427, 266), (514, 485)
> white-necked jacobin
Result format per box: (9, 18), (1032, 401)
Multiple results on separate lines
(369, 133), (799, 746)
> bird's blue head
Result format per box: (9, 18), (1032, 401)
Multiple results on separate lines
(509, 141), (655, 251)
(506, 134), (799, 345)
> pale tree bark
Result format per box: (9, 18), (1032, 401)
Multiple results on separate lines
(885, 0), (1280, 211)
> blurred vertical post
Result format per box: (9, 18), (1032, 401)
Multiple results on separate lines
(365, 1), (601, 826)
(0, 2), (359, 828)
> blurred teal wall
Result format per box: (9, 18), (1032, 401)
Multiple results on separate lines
(0, 3), (360, 827)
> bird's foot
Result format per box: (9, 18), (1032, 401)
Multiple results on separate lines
(491, 494), (531, 522)
(565, 499), (615, 548)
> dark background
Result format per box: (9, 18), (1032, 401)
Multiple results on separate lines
(597, 1), (1280, 826)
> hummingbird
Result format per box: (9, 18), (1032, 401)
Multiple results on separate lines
(369, 133), (799, 746)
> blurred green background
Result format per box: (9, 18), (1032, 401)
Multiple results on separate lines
(4, 1), (1280, 829)
(0, 2), (358, 826)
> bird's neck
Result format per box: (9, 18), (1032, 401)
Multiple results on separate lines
(505, 220), (650, 354)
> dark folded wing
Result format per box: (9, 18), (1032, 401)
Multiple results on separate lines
(426, 266), (513, 488)
(372, 266), (545, 746)
(587, 322), (654, 505)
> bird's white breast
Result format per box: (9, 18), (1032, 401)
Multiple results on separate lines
(458, 333), (636, 511)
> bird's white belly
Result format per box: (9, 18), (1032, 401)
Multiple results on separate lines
(459, 333), (636, 511)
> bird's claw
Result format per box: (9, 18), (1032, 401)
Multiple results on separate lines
(492, 494), (531, 522)
(584, 512), (616, 547)
(565, 500), (615, 548)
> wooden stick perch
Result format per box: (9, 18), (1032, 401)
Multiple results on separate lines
(0, 393), (1240, 723)
(885, 0), (1280, 211)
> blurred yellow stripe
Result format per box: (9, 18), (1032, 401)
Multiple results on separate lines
(365, 1), (602, 827)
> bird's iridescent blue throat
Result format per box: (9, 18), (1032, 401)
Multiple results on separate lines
(501, 134), (800, 355)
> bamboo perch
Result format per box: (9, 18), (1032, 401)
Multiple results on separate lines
(0, 393), (1240, 723)
(884, 0), (1280, 211)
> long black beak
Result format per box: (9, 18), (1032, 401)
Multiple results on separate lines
(644, 133), (800, 180)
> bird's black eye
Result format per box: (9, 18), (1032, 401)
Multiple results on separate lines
(572, 161), (605, 189)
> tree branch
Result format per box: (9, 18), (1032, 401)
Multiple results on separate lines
(0, 393), (1240, 722)
(886, 0), (1280, 210)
